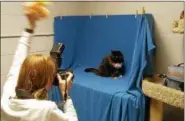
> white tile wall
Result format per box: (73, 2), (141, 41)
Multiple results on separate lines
(0, 2), (54, 95)
(1, 36), (53, 55)
(1, 75), (7, 93)
(0, 2), (85, 95)
(1, 14), (54, 36)
(1, 36), (53, 72)
(1, 55), (14, 76)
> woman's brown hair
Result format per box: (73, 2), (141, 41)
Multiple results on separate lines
(16, 54), (57, 100)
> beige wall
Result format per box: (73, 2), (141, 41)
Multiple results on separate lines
(71, 2), (184, 73)
(1, 2), (184, 121)
(1, 1), (184, 92)
(1, 2), (184, 93)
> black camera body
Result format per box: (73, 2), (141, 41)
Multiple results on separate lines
(50, 42), (74, 86)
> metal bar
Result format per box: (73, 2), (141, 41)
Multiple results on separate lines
(1, 34), (54, 39)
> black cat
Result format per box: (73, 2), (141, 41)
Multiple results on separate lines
(84, 50), (125, 78)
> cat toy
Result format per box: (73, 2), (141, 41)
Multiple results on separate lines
(135, 7), (146, 18)
(172, 10), (184, 34)
(23, 1), (52, 19)
(141, 7), (146, 14)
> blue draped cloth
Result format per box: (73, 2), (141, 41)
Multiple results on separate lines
(49, 14), (155, 121)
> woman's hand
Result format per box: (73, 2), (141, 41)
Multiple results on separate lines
(25, 12), (37, 30)
(23, 2), (50, 30)
(57, 72), (73, 100)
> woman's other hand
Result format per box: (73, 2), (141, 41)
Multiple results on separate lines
(57, 72), (73, 99)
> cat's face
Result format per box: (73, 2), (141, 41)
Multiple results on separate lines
(111, 50), (124, 63)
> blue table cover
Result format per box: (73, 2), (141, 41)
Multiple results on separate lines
(49, 14), (155, 121)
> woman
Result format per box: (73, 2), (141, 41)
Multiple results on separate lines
(1, 4), (78, 121)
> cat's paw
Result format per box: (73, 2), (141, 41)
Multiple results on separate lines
(112, 77), (117, 80)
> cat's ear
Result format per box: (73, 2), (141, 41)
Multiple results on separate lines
(111, 50), (116, 53)
(111, 50), (114, 54)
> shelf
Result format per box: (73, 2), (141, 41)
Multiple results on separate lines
(142, 77), (184, 109)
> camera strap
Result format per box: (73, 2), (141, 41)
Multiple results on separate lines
(64, 79), (68, 102)
(15, 89), (33, 99)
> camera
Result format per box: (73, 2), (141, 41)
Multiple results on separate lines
(50, 42), (74, 86)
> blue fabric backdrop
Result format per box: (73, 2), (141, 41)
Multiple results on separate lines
(49, 14), (155, 121)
